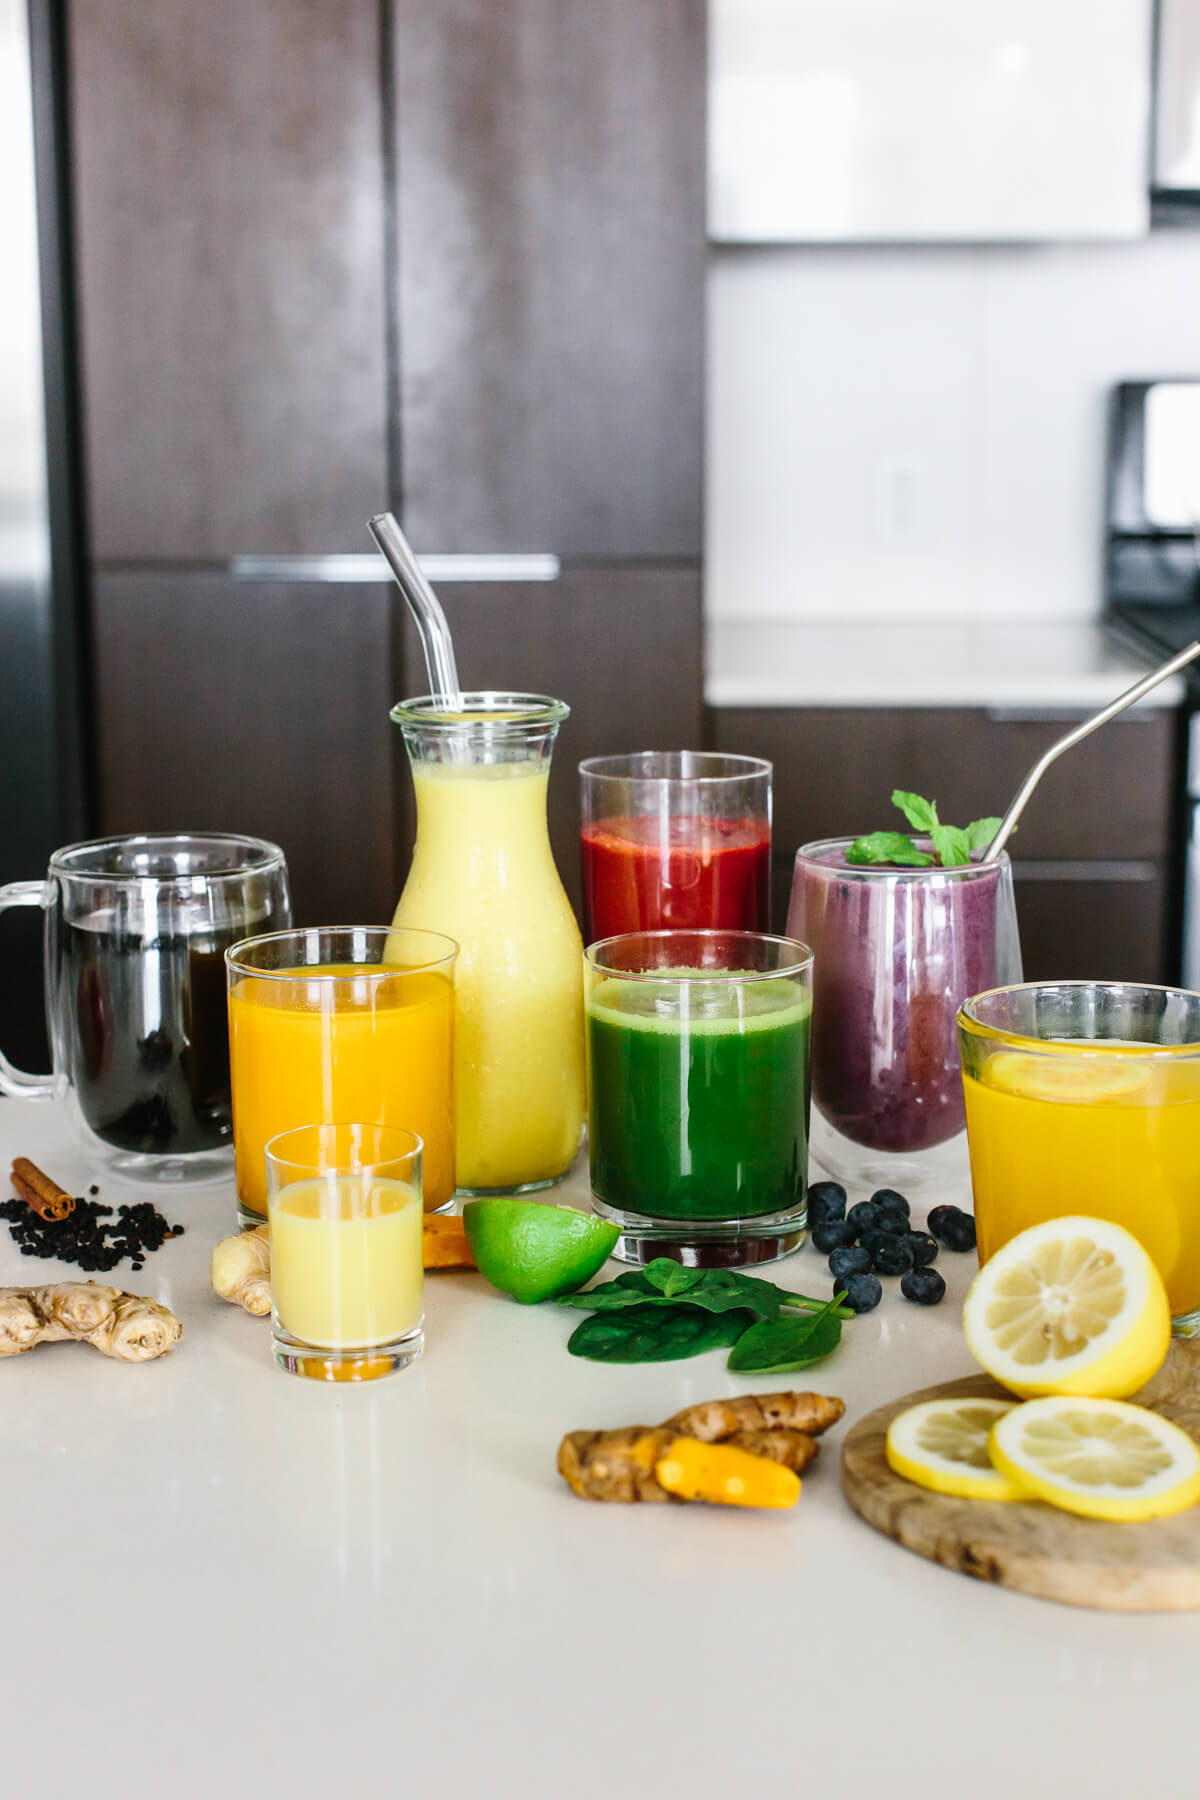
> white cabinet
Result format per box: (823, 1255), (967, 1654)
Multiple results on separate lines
(709, 0), (1152, 242)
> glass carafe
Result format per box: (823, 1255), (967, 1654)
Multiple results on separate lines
(390, 692), (585, 1193)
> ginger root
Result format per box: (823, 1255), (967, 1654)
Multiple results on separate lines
(0, 1283), (181, 1361)
(211, 1210), (476, 1313)
(211, 1225), (272, 1315)
(558, 1389), (843, 1507)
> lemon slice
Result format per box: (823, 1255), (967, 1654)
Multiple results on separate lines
(989, 1397), (1200, 1522)
(963, 1216), (1170, 1400)
(987, 1050), (1150, 1105)
(886, 1398), (1024, 1501)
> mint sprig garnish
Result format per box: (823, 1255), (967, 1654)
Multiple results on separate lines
(846, 791), (1003, 870)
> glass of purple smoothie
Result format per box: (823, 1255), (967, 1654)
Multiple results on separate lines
(786, 839), (1021, 1192)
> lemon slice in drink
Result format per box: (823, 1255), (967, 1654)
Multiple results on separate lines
(963, 1217), (1170, 1400)
(885, 1398), (1024, 1501)
(989, 1397), (1200, 1522)
(986, 1051), (1150, 1105)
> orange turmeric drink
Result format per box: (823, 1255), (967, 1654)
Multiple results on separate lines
(959, 982), (1200, 1327)
(265, 1123), (424, 1380)
(226, 928), (456, 1224)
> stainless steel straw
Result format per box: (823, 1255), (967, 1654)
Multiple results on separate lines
(985, 639), (1200, 861)
(368, 511), (463, 709)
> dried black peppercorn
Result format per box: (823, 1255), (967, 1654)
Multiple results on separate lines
(0, 1191), (184, 1274)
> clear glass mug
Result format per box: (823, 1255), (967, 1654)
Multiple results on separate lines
(0, 832), (290, 1183)
(391, 692), (585, 1195)
(787, 838), (1021, 1192)
(579, 751), (772, 942)
(959, 981), (1200, 1335)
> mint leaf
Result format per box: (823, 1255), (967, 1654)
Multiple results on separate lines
(891, 790), (939, 832)
(965, 816), (1003, 852)
(845, 831), (934, 868)
(931, 822), (971, 867)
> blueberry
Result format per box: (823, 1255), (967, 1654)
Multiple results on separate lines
(870, 1188), (911, 1218)
(901, 1267), (947, 1305)
(807, 1181), (847, 1225)
(927, 1206), (977, 1252)
(903, 1231), (939, 1268)
(860, 1228), (900, 1258)
(872, 1207), (909, 1238)
(846, 1200), (880, 1238)
(828, 1244), (872, 1278)
(836, 1272), (883, 1313)
(811, 1218), (857, 1253)
(871, 1236), (915, 1277)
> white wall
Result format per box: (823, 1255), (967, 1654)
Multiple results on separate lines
(707, 233), (1200, 621)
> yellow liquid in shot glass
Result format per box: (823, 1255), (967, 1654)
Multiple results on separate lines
(270, 1175), (423, 1350)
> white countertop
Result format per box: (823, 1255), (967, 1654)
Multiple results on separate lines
(706, 617), (1190, 710)
(2, 1098), (1198, 1800)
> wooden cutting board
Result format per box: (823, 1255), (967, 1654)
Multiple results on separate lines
(841, 1338), (1200, 1612)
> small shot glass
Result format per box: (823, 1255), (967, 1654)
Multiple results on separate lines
(265, 1122), (424, 1381)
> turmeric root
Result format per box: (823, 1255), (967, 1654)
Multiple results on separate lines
(655, 1438), (801, 1509)
(664, 1390), (844, 1442)
(0, 1283), (181, 1361)
(211, 1210), (476, 1313)
(421, 1211), (475, 1269)
(558, 1388), (843, 1505)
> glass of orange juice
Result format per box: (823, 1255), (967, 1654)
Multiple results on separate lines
(266, 1122), (424, 1380)
(226, 927), (456, 1227)
(958, 981), (1200, 1333)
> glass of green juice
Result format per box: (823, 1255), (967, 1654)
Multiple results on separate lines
(584, 929), (813, 1266)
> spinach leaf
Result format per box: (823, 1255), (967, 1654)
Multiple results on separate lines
(726, 1295), (846, 1374)
(555, 1264), (848, 1321)
(566, 1303), (755, 1363)
(641, 1259), (706, 1298)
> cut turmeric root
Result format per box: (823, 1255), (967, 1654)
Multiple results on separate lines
(558, 1389), (843, 1507)
(655, 1438), (801, 1509)
(211, 1211), (476, 1313)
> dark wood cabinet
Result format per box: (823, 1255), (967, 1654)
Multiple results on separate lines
(69, 0), (389, 559)
(392, 0), (706, 558)
(717, 704), (1183, 981)
(68, 2), (706, 925)
(396, 566), (702, 913)
(93, 573), (397, 925)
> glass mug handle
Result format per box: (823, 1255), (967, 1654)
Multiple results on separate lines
(0, 880), (55, 1098)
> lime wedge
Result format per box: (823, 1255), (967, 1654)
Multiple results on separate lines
(462, 1200), (619, 1304)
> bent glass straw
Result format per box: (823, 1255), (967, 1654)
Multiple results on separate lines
(368, 511), (463, 710)
(985, 639), (1200, 861)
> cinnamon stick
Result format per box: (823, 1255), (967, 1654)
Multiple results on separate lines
(10, 1159), (75, 1222)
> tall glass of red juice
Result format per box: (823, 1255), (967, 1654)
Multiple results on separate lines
(579, 752), (771, 942)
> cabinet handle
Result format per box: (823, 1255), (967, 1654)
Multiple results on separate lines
(984, 707), (1158, 724)
(229, 553), (560, 583)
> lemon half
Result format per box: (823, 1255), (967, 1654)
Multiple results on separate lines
(963, 1216), (1170, 1400)
(986, 1050), (1150, 1106)
(989, 1397), (1200, 1522)
(886, 1397), (1024, 1501)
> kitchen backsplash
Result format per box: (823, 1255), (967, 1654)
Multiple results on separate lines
(707, 231), (1200, 622)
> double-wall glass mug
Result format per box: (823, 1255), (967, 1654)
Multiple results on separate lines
(0, 832), (290, 1183)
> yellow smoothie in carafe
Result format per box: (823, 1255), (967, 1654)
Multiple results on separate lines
(391, 761), (585, 1190)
